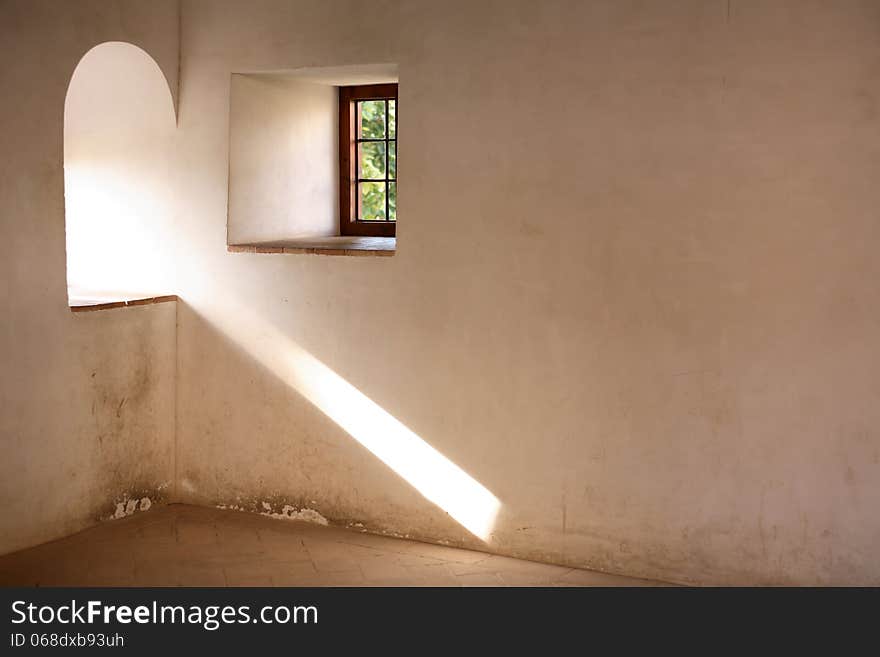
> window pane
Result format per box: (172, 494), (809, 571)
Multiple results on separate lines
(359, 182), (386, 220)
(389, 182), (396, 221)
(388, 99), (396, 138)
(359, 100), (385, 139)
(388, 141), (396, 179)
(359, 141), (386, 179)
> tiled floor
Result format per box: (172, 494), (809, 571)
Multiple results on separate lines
(0, 505), (667, 587)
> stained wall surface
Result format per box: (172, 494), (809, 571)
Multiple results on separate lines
(2, 0), (880, 586)
(0, 0), (179, 555)
(173, 0), (880, 585)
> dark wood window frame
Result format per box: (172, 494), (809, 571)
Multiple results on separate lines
(339, 83), (398, 237)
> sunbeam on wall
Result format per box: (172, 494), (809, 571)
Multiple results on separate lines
(194, 299), (502, 541)
(279, 343), (502, 540)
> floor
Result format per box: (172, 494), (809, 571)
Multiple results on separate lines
(0, 505), (668, 587)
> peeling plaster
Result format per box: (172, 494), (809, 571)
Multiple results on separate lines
(215, 500), (329, 526)
(109, 495), (154, 520)
(260, 504), (328, 526)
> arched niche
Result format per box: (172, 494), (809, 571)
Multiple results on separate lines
(64, 41), (177, 306)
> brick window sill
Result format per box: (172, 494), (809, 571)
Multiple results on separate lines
(69, 294), (178, 313)
(228, 236), (395, 257)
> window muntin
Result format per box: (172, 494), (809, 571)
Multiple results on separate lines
(339, 84), (397, 237)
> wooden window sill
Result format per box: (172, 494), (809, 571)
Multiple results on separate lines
(69, 294), (178, 313)
(228, 236), (395, 257)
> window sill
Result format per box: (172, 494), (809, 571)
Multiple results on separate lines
(228, 236), (395, 257)
(69, 294), (178, 313)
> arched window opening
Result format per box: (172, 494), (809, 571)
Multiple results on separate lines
(64, 42), (176, 306)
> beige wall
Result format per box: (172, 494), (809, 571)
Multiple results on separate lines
(3, 0), (880, 585)
(228, 73), (338, 243)
(0, 0), (180, 555)
(175, 0), (880, 585)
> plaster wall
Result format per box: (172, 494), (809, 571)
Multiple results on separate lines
(2, 0), (880, 586)
(174, 0), (880, 585)
(228, 73), (338, 243)
(0, 0), (180, 555)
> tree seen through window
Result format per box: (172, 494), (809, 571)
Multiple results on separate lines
(357, 98), (396, 222)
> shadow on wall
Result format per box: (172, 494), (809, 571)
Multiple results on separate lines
(64, 41), (178, 305)
(177, 299), (502, 545)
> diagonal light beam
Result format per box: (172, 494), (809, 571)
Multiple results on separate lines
(199, 300), (501, 541)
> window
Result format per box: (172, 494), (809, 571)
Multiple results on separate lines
(339, 84), (398, 237)
(65, 41), (177, 306)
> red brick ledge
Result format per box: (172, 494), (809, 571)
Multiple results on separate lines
(228, 236), (395, 257)
(229, 245), (393, 257)
(70, 295), (178, 313)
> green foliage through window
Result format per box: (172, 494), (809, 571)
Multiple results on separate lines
(357, 98), (396, 222)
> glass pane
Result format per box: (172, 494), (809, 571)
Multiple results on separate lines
(359, 142), (386, 179)
(389, 182), (396, 221)
(359, 182), (386, 220)
(388, 141), (396, 179)
(359, 100), (385, 139)
(388, 100), (396, 138)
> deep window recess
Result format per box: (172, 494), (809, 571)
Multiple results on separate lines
(339, 84), (397, 237)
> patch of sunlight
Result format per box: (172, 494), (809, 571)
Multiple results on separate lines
(199, 301), (501, 541)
